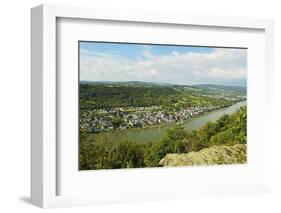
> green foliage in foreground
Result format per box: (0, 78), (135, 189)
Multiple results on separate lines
(79, 106), (247, 170)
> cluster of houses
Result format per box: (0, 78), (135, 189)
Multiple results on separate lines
(80, 104), (230, 133)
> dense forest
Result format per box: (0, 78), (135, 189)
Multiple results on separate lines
(80, 82), (245, 110)
(80, 84), (178, 109)
(79, 105), (247, 170)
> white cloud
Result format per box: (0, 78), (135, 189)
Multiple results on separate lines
(172, 51), (180, 56)
(80, 48), (247, 86)
(142, 50), (154, 59)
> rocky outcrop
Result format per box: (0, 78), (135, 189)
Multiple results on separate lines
(159, 144), (247, 167)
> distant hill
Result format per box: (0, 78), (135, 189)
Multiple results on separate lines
(159, 144), (247, 167)
(80, 81), (246, 97)
(80, 80), (175, 87)
(191, 84), (246, 97)
(193, 84), (246, 91)
(81, 81), (245, 89)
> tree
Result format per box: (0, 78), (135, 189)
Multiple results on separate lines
(215, 114), (232, 131)
(232, 106), (247, 143)
(144, 124), (188, 167)
(109, 140), (145, 168)
(197, 121), (217, 149)
(184, 130), (201, 152)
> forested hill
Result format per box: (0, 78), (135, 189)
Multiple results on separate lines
(80, 81), (246, 110)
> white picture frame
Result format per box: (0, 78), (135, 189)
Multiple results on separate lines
(31, 4), (274, 208)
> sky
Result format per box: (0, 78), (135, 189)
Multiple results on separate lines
(79, 42), (247, 86)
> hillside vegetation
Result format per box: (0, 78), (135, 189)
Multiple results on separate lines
(159, 144), (246, 167)
(80, 82), (245, 110)
(79, 82), (246, 134)
(79, 105), (247, 170)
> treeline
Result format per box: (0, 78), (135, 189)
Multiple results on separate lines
(80, 83), (235, 110)
(79, 106), (247, 170)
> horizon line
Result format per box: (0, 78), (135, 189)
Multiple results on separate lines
(80, 80), (247, 87)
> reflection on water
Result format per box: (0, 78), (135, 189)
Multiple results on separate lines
(95, 101), (247, 144)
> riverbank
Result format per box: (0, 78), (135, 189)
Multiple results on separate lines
(80, 105), (247, 170)
(80, 100), (244, 134)
(94, 101), (247, 144)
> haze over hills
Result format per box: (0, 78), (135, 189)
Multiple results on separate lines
(80, 80), (246, 97)
(192, 84), (246, 91)
(191, 84), (246, 97)
(80, 80), (246, 88)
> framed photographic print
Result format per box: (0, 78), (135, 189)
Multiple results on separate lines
(31, 4), (274, 208)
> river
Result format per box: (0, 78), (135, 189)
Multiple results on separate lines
(95, 101), (247, 144)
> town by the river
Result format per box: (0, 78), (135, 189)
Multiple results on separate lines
(94, 100), (246, 144)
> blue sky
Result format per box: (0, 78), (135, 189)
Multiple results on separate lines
(80, 42), (214, 59)
(79, 42), (247, 86)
